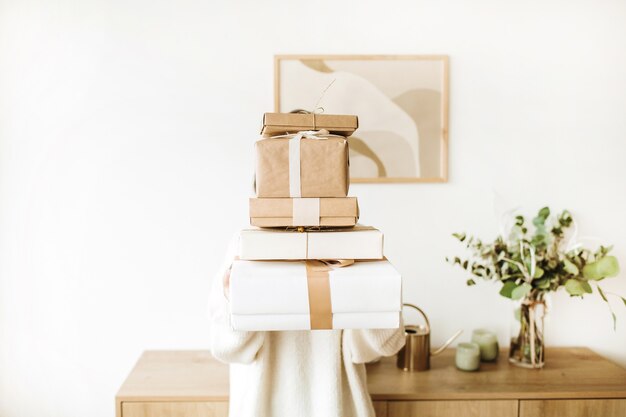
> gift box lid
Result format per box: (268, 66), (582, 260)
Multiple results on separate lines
(261, 112), (358, 136)
(249, 197), (358, 217)
(249, 197), (359, 228)
(239, 224), (384, 260)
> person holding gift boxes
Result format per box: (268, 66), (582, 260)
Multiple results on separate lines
(208, 112), (405, 417)
(209, 236), (405, 417)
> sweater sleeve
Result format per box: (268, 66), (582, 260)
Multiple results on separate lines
(343, 318), (406, 364)
(208, 233), (265, 364)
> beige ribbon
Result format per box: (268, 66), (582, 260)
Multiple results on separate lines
(305, 259), (354, 330)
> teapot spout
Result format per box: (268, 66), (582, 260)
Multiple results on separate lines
(431, 329), (463, 356)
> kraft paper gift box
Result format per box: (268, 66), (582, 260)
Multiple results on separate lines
(260, 112), (358, 137)
(255, 131), (349, 198)
(249, 197), (359, 228)
(238, 225), (384, 260)
(229, 258), (402, 331)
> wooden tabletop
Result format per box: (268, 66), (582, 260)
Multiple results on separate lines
(116, 347), (626, 403)
(367, 347), (626, 400)
(117, 350), (230, 402)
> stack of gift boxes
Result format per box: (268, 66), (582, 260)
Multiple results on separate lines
(229, 112), (402, 331)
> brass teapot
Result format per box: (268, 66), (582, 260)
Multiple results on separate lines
(397, 303), (463, 371)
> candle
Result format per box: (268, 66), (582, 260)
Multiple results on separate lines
(471, 329), (499, 362)
(455, 343), (481, 371)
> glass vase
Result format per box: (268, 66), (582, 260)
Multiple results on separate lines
(509, 292), (546, 369)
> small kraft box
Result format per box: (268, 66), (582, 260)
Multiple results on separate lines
(260, 112), (358, 137)
(229, 258), (402, 331)
(238, 225), (384, 260)
(249, 197), (359, 228)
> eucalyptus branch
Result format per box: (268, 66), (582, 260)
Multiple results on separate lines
(502, 257), (531, 282)
(448, 207), (622, 325)
(528, 243), (537, 280)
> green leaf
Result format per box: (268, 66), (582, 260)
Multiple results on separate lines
(582, 256), (620, 280)
(563, 259), (579, 276)
(532, 207), (550, 227)
(534, 277), (551, 289)
(611, 311), (617, 331)
(594, 245), (613, 258)
(581, 281), (593, 294)
(452, 232), (466, 242)
(597, 286), (617, 330)
(533, 266), (544, 278)
(531, 232), (548, 248)
(565, 279), (586, 296)
(511, 283), (532, 300)
(559, 210), (573, 227)
(466, 279), (476, 286)
(499, 281), (518, 298)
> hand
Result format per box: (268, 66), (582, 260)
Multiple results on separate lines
(223, 266), (231, 301)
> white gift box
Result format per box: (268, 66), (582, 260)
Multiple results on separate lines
(229, 258), (402, 331)
(238, 225), (384, 260)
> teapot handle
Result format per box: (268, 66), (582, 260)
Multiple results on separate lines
(402, 303), (430, 333)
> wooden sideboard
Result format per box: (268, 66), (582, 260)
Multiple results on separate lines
(116, 347), (626, 417)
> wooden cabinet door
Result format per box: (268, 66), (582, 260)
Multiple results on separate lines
(388, 400), (518, 417)
(122, 402), (229, 417)
(373, 401), (387, 417)
(520, 399), (626, 417)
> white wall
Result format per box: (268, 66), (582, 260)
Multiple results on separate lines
(1, 0), (625, 416)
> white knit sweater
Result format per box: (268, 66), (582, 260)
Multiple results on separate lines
(208, 239), (406, 417)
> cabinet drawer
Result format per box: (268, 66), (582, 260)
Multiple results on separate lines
(520, 399), (626, 417)
(388, 400), (518, 417)
(122, 402), (228, 417)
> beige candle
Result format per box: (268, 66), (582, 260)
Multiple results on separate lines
(455, 343), (481, 371)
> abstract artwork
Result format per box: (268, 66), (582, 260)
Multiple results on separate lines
(275, 55), (449, 183)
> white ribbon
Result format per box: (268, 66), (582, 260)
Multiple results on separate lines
(271, 129), (345, 198)
(292, 198), (320, 226)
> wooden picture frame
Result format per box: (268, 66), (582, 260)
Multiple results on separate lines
(275, 55), (449, 183)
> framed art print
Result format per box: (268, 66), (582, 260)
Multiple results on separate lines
(275, 55), (449, 183)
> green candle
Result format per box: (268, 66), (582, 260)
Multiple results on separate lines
(471, 329), (499, 362)
(455, 343), (481, 371)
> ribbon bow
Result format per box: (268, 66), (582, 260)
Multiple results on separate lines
(270, 129), (338, 141)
